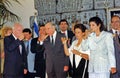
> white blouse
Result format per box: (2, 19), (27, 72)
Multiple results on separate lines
(69, 39), (90, 68)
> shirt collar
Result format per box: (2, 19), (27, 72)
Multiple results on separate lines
(12, 34), (17, 40)
(61, 30), (67, 34)
(61, 30), (68, 38)
(112, 29), (119, 34)
(52, 31), (57, 38)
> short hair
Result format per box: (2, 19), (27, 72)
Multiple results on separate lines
(39, 24), (45, 28)
(111, 15), (120, 21)
(23, 28), (32, 34)
(39, 24), (45, 31)
(74, 24), (87, 33)
(46, 22), (56, 27)
(58, 19), (69, 25)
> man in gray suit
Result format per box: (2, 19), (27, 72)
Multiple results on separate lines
(44, 22), (69, 78)
(110, 15), (120, 78)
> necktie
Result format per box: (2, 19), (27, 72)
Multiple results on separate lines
(115, 31), (120, 43)
(51, 36), (54, 45)
(73, 54), (76, 69)
(115, 31), (118, 36)
(26, 41), (29, 55)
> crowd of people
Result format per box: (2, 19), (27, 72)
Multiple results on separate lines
(0, 15), (120, 78)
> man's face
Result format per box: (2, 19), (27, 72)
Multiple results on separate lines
(59, 21), (68, 32)
(13, 25), (23, 38)
(39, 26), (46, 36)
(23, 32), (32, 40)
(45, 24), (54, 36)
(111, 16), (120, 30)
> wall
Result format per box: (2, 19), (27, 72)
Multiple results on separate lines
(5, 0), (36, 28)
(4, 0), (120, 30)
(31, 0), (120, 30)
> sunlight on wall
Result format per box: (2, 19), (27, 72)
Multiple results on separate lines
(5, 0), (36, 28)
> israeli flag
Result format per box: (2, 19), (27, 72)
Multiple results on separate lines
(33, 16), (39, 38)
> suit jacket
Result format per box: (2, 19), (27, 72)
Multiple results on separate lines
(67, 30), (74, 44)
(31, 37), (45, 71)
(60, 30), (74, 45)
(24, 39), (35, 73)
(109, 30), (120, 77)
(3, 34), (27, 76)
(86, 31), (116, 73)
(44, 32), (69, 73)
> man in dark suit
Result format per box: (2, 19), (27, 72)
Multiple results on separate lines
(109, 15), (120, 78)
(59, 19), (74, 77)
(58, 19), (74, 45)
(3, 23), (27, 78)
(44, 22), (69, 78)
(23, 28), (35, 78)
(31, 25), (46, 78)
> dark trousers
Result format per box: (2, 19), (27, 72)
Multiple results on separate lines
(3, 75), (23, 78)
(47, 72), (67, 78)
(69, 58), (88, 78)
(24, 71), (35, 78)
(110, 72), (120, 78)
(35, 60), (46, 78)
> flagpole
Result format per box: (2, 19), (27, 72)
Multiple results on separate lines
(33, 12), (37, 38)
(33, 12), (39, 38)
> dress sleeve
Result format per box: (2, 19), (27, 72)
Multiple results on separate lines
(105, 33), (116, 68)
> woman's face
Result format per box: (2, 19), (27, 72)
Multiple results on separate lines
(74, 28), (83, 39)
(89, 21), (100, 32)
(5, 30), (12, 36)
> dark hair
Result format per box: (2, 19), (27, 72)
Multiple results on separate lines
(58, 19), (69, 26)
(111, 15), (120, 21)
(74, 24), (87, 33)
(39, 24), (45, 31)
(89, 16), (106, 32)
(23, 28), (32, 34)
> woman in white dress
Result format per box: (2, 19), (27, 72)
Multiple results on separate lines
(61, 24), (89, 78)
(87, 16), (116, 78)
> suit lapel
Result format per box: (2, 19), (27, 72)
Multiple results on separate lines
(45, 36), (53, 47)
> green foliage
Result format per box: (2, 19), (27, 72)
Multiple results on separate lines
(0, 0), (21, 27)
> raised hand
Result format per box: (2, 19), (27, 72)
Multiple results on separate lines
(18, 33), (24, 41)
(61, 37), (68, 45)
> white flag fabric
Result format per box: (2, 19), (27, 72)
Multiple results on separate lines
(33, 16), (39, 38)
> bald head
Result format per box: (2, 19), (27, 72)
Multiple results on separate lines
(45, 22), (56, 36)
(13, 23), (24, 38)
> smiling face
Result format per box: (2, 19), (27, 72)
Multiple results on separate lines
(89, 21), (100, 32)
(111, 16), (120, 30)
(59, 21), (68, 32)
(39, 26), (46, 36)
(23, 32), (32, 40)
(74, 28), (84, 39)
(13, 23), (23, 38)
(45, 22), (55, 36)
